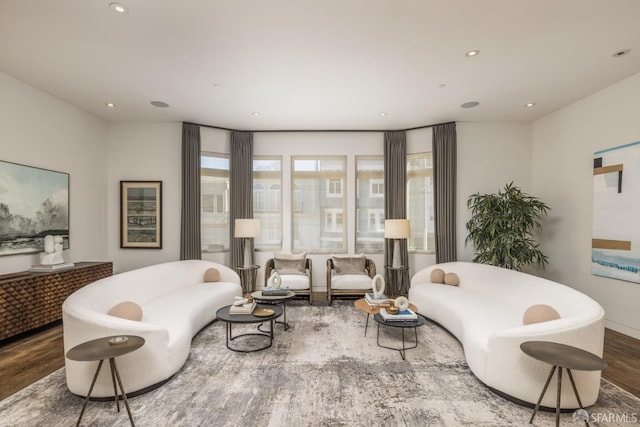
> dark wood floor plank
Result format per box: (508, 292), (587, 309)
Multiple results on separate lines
(1, 322), (639, 402)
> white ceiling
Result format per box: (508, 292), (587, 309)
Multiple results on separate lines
(1, 0), (640, 131)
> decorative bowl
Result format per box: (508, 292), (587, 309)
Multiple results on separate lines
(387, 306), (399, 314)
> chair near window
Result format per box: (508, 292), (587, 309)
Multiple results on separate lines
(327, 256), (376, 305)
(264, 255), (313, 304)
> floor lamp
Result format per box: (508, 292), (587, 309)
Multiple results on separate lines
(235, 219), (261, 267)
(384, 219), (410, 268)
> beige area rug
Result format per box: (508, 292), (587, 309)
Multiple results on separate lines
(1, 301), (638, 426)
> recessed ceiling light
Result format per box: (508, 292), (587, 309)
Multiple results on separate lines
(461, 101), (480, 108)
(109, 2), (128, 14)
(612, 49), (631, 58)
(438, 83), (447, 88)
(525, 102), (536, 108)
(379, 112), (387, 116)
(252, 112), (260, 116)
(105, 102), (116, 108)
(465, 50), (480, 57)
(150, 101), (169, 108)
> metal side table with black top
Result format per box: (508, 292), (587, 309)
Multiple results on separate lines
(216, 304), (283, 353)
(251, 290), (296, 331)
(520, 340), (608, 427)
(374, 313), (425, 360)
(66, 335), (145, 427)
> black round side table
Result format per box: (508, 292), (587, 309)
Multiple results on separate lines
(521, 340), (607, 427)
(66, 335), (145, 426)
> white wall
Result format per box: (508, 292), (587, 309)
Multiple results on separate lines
(456, 122), (533, 261)
(0, 72), (109, 275)
(532, 72), (640, 339)
(106, 123), (182, 273)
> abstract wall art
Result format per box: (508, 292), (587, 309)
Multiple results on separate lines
(0, 160), (70, 256)
(592, 141), (640, 283)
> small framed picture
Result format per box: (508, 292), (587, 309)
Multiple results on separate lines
(120, 181), (162, 249)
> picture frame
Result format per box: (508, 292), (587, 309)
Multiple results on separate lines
(120, 181), (162, 249)
(0, 160), (70, 257)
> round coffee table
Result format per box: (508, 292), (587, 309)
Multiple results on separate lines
(374, 313), (425, 360)
(521, 341), (608, 427)
(251, 290), (295, 330)
(354, 298), (418, 337)
(66, 335), (145, 427)
(216, 304), (283, 352)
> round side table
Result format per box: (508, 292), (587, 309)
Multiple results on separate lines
(216, 304), (283, 352)
(66, 335), (145, 427)
(251, 290), (295, 330)
(521, 340), (607, 427)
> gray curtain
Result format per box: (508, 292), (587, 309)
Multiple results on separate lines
(180, 123), (202, 260)
(384, 131), (409, 295)
(230, 131), (254, 269)
(432, 122), (457, 263)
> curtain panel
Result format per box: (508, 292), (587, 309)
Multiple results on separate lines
(180, 123), (202, 260)
(384, 131), (409, 295)
(432, 122), (457, 263)
(230, 131), (254, 269)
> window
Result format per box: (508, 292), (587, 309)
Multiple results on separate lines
(253, 183), (265, 212)
(325, 209), (344, 232)
(327, 178), (343, 197)
(292, 156), (346, 252)
(370, 179), (384, 197)
(355, 156), (384, 252)
(201, 152), (230, 252)
(253, 157), (282, 251)
(407, 152), (434, 252)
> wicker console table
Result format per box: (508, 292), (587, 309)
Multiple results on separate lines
(0, 261), (113, 341)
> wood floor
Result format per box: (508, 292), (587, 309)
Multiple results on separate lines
(1, 321), (639, 402)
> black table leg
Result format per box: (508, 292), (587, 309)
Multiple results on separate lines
(529, 365), (556, 424)
(76, 359), (104, 427)
(110, 357), (135, 426)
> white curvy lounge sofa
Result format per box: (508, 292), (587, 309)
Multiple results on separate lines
(409, 262), (605, 409)
(62, 260), (241, 397)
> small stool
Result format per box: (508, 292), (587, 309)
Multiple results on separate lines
(521, 341), (607, 427)
(66, 335), (145, 427)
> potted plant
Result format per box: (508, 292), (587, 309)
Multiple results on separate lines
(465, 182), (550, 271)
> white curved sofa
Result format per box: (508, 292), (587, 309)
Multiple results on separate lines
(409, 262), (605, 409)
(62, 260), (241, 397)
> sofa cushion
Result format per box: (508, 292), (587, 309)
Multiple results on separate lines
(430, 268), (445, 283)
(107, 301), (143, 321)
(523, 304), (561, 325)
(279, 274), (310, 290)
(332, 256), (366, 275)
(275, 258), (307, 275)
(204, 268), (221, 282)
(444, 272), (460, 286)
(331, 274), (372, 290)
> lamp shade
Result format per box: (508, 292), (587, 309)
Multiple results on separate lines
(234, 218), (261, 238)
(384, 219), (410, 239)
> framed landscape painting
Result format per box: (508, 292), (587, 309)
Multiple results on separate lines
(120, 181), (162, 249)
(592, 141), (640, 283)
(0, 160), (69, 256)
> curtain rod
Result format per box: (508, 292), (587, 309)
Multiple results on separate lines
(183, 120), (455, 133)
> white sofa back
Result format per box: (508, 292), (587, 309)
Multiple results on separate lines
(411, 261), (601, 322)
(65, 259), (239, 312)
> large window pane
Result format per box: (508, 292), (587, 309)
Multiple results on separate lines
(292, 156), (346, 252)
(407, 152), (434, 252)
(201, 152), (230, 252)
(253, 157), (282, 251)
(356, 156), (384, 252)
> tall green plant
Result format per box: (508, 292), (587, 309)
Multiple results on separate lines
(465, 182), (550, 271)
